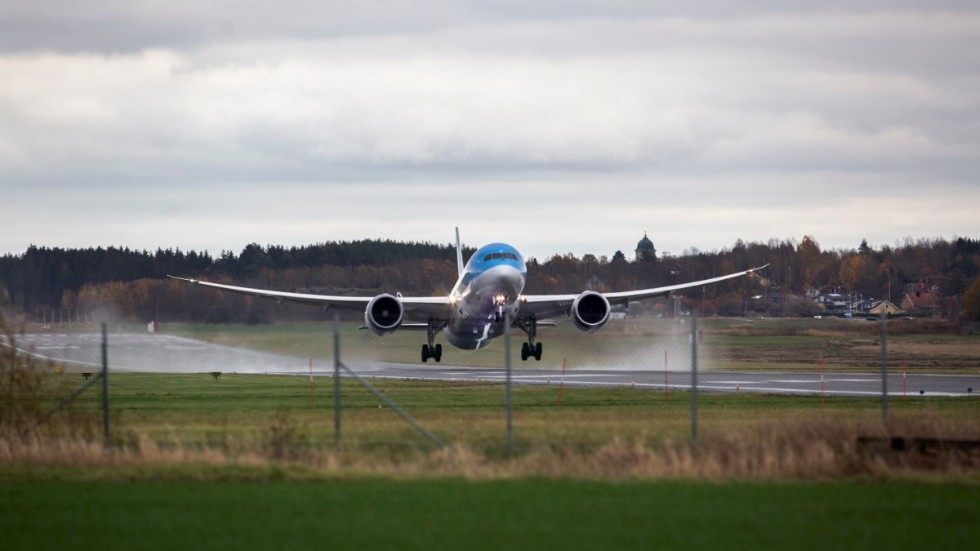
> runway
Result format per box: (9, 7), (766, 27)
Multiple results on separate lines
(345, 363), (978, 398)
(6, 332), (302, 374)
(7, 332), (978, 398)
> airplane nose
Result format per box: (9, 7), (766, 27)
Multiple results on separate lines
(481, 264), (526, 299)
(503, 265), (525, 294)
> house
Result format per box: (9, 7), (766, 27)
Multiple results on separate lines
(901, 290), (940, 317)
(867, 300), (902, 316)
(815, 293), (848, 312)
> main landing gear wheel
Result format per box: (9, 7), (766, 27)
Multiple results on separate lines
(520, 342), (543, 361)
(421, 318), (446, 363)
(421, 343), (443, 363)
(516, 314), (543, 361)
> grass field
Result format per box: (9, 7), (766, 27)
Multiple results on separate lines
(4, 372), (979, 479)
(2, 479), (976, 551)
(3, 319), (979, 549)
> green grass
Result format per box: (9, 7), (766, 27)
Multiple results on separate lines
(17, 372), (980, 463)
(5, 366), (978, 549)
(1, 479), (976, 551)
(5, 321), (979, 550)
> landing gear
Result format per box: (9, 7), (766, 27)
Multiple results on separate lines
(421, 343), (442, 363)
(515, 314), (542, 361)
(421, 318), (447, 363)
(520, 341), (542, 361)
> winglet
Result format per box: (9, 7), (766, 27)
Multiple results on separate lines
(455, 227), (464, 276)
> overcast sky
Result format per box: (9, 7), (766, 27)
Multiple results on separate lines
(1, 1), (978, 261)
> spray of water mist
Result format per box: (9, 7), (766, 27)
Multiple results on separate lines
(537, 318), (726, 373)
(12, 332), (313, 375)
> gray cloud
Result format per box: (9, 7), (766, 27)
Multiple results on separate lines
(4, 1), (978, 53)
(0, 1), (977, 260)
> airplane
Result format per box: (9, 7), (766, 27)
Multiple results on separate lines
(170, 229), (767, 363)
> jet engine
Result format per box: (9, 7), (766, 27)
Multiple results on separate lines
(570, 291), (611, 333)
(365, 294), (404, 336)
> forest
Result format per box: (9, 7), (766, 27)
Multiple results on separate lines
(1, 235), (978, 324)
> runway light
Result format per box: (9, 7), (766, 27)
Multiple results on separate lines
(919, 389), (925, 395)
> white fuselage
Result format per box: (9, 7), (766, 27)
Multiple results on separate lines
(444, 243), (526, 350)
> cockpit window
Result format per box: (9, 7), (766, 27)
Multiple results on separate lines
(482, 251), (520, 262)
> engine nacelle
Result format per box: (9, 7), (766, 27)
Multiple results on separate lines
(571, 291), (611, 333)
(364, 294), (404, 336)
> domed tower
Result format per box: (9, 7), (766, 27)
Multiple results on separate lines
(635, 232), (657, 262)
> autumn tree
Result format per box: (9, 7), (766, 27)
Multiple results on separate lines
(964, 278), (980, 321)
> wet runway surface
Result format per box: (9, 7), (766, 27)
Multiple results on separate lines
(8, 332), (303, 374)
(348, 363), (978, 397)
(8, 332), (979, 397)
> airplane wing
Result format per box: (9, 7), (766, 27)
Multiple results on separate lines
(518, 264), (768, 320)
(167, 276), (452, 321)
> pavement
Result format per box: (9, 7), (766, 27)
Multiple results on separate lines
(344, 363), (978, 397)
(7, 332), (978, 398)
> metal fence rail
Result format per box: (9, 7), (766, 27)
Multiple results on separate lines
(332, 315), (446, 450)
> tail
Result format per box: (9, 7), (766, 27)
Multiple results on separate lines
(455, 227), (464, 276)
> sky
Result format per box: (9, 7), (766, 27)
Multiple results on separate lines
(1, 1), (978, 261)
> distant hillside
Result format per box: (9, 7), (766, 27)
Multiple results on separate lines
(0, 240), (467, 312)
(1, 236), (977, 323)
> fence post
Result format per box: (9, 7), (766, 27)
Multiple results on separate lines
(690, 315), (698, 444)
(505, 312), (514, 459)
(333, 313), (341, 449)
(880, 314), (888, 423)
(101, 323), (110, 450)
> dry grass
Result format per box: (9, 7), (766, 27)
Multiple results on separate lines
(2, 412), (978, 482)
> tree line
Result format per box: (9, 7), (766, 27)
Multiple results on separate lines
(1, 235), (978, 324)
